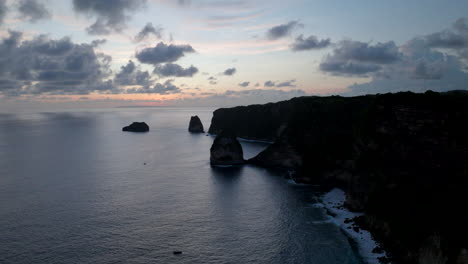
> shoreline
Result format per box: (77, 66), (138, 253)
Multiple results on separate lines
(319, 188), (388, 264)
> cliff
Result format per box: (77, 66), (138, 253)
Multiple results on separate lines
(208, 91), (468, 264)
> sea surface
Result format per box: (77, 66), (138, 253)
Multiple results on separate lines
(0, 107), (363, 264)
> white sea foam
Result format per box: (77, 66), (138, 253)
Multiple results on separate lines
(321, 188), (388, 264)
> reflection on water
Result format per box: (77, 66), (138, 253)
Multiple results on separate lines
(0, 108), (362, 264)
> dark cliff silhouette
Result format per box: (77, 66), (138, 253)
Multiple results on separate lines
(208, 90), (468, 264)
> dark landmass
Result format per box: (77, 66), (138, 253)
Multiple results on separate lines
(188, 115), (204, 133)
(208, 90), (468, 264)
(210, 133), (245, 166)
(122, 122), (149, 132)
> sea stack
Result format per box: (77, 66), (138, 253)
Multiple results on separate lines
(188, 116), (204, 133)
(210, 133), (244, 165)
(122, 122), (149, 132)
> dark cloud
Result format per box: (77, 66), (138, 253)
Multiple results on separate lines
(264, 80), (274, 87)
(126, 79), (181, 94)
(276, 79), (296, 87)
(114, 60), (152, 87)
(208, 76), (217, 85)
(238, 81), (249, 87)
(320, 61), (382, 76)
(263, 80), (296, 88)
(410, 60), (443, 80)
(72, 0), (147, 35)
(347, 19), (468, 95)
(91, 39), (107, 47)
(136, 42), (195, 65)
(291, 34), (331, 51)
(153, 63), (198, 77)
(423, 17), (468, 62)
(223, 67), (236, 76)
(425, 31), (467, 49)
(454, 18), (468, 33)
(30, 36), (74, 55)
(135, 23), (163, 42)
(0, 31), (115, 96)
(18, 0), (51, 22)
(320, 40), (400, 76)
(267, 21), (302, 40)
(0, 0), (7, 25)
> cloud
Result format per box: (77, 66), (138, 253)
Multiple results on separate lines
(208, 76), (217, 85)
(72, 0), (147, 35)
(91, 39), (107, 47)
(0, 0), (7, 25)
(238, 81), (249, 87)
(223, 67), (236, 76)
(134, 22), (163, 42)
(291, 34), (331, 51)
(17, 0), (51, 22)
(423, 17), (468, 62)
(347, 18), (468, 95)
(0, 30), (115, 96)
(114, 60), (152, 87)
(136, 42), (195, 65)
(264, 80), (274, 87)
(153, 63), (198, 77)
(267, 21), (302, 40)
(263, 80), (296, 87)
(276, 79), (296, 87)
(126, 79), (181, 94)
(410, 60), (443, 80)
(320, 40), (400, 76)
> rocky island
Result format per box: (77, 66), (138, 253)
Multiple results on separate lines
(188, 116), (204, 133)
(210, 133), (245, 166)
(122, 122), (149, 132)
(208, 91), (468, 264)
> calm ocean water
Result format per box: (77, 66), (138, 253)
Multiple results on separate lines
(0, 107), (362, 264)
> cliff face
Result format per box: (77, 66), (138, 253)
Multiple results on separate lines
(208, 91), (468, 264)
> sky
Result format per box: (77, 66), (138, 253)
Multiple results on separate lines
(0, 0), (467, 109)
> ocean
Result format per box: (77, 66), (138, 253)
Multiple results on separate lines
(0, 107), (363, 264)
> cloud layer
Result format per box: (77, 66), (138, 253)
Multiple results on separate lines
(320, 41), (400, 76)
(0, 31), (115, 96)
(346, 18), (468, 94)
(72, 0), (147, 35)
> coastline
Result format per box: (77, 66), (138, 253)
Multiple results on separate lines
(319, 188), (388, 264)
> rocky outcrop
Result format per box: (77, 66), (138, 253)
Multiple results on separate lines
(210, 133), (245, 165)
(247, 137), (302, 169)
(208, 91), (468, 264)
(122, 122), (149, 132)
(188, 116), (204, 133)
